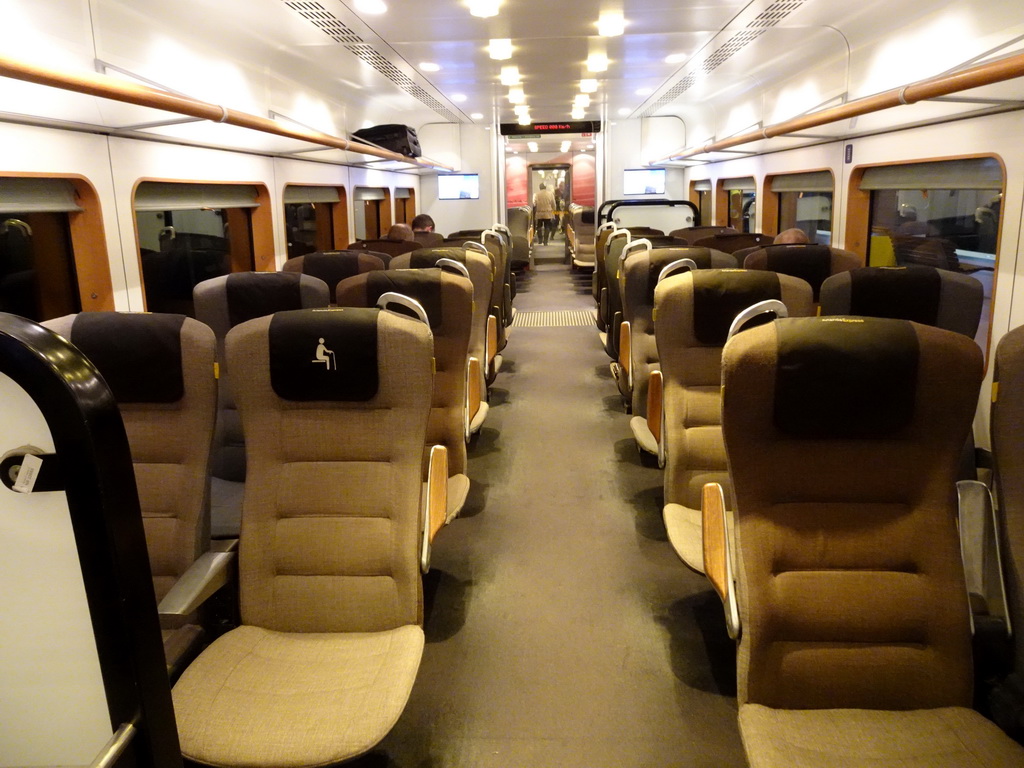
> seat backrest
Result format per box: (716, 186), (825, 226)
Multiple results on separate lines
(620, 246), (737, 416)
(721, 316), (983, 709)
(820, 265), (984, 338)
(600, 229), (632, 328)
(282, 250), (385, 295)
(43, 312), (217, 603)
(743, 243), (861, 300)
(412, 231), (444, 248)
(228, 307), (433, 632)
(892, 235), (961, 271)
(669, 225), (739, 243)
(656, 270), (814, 512)
(335, 268), (473, 476)
(346, 239), (419, 260)
(992, 325), (1024, 677)
(592, 223), (618, 303)
(194, 272), (330, 481)
(694, 232), (773, 254)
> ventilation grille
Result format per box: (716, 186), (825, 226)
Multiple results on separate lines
(513, 309), (597, 328)
(282, 1), (460, 122)
(639, 0), (808, 118)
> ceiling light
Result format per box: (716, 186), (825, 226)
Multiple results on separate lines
(617, 107), (631, 116)
(597, 12), (625, 37)
(636, 87), (653, 96)
(560, 140), (571, 152)
(665, 53), (687, 64)
(468, 0), (500, 18)
(471, 112), (484, 120)
(528, 141), (538, 152)
(488, 38), (513, 60)
(355, 0), (387, 13)
(451, 93), (468, 103)
(513, 104), (530, 116)
(518, 114), (532, 125)
(508, 87), (525, 104)
(500, 66), (520, 85)
(586, 53), (609, 73)
(571, 107), (585, 120)
(574, 93), (591, 107)
(420, 62), (441, 72)
(580, 79), (598, 93)
(587, 143), (595, 149)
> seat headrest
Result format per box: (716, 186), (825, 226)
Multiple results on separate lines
(410, 247), (466, 268)
(646, 235), (689, 248)
(646, 248), (712, 299)
(581, 210), (595, 224)
(366, 270), (444, 328)
(773, 316), (919, 438)
(762, 244), (833, 299)
(71, 312), (186, 403)
(301, 251), (366, 288)
(692, 269), (782, 346)
(269, 308), (379, 401)
(849, 266), (942, 326)
(226, 272), (303, 328)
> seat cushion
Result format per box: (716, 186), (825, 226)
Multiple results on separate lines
(173, 624), (424, 767)
(740, 704), (1024, 768)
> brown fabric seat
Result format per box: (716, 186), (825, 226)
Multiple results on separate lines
(346, 239), (419, 260)
(743, 243), (861, 300)
(173, 307), (433, 767)
(282, 250), (385, 295)
(657, 270), (814, 573)
(716, 316), (1024, 767)
(335, 268), (474, 519)
(413, 231), (444, 248)
(694, 232), (773, 254)
(669, 225), (739, 243)
(592, 222), (618, 315)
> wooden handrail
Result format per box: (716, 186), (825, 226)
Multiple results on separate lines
(656, 50), (1024, 162)
(0, 54), (453, 170)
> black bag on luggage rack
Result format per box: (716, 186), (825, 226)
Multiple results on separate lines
(351, 124), (422, 158)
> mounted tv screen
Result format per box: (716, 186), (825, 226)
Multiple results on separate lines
(623, 168), (666, 195)
(438, 174), (480, 200)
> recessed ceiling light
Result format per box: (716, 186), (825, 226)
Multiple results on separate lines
(580, 79), (598, 93)
(513, 104), (530, 116)
(468, 0), (500, 18)
(500, 66), (521, 86)
(597, 12), (625, 37)
(587, 144), (595, 149)
(452, 93), (468, 102)
(636, 87), (653, 96)
(571, 107), (585, 120)
(665, 53), (687, 64)
(528, 141), (538, 152)
(355, 0), (387, 14)
(508, 87), (525, 104)
(560, 140), (571, 152)
(420, 62), (441, 72)
(518, 114), (532, 125)
(488, 38), (513, 60)
(574, 94), (591, 108)
(618, 107), (632, 116)
(586, 53), (609, 73)
(471, 112), (484, 120)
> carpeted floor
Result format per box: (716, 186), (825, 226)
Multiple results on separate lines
(359, 251), (746, 767)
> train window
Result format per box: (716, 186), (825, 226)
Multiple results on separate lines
(353, 186), (393, 240)
(860, 157), (1003, 354)
(769, 171), (834, 244)
(720, 177), (756, 232)
(0, 177), (110, 321)
(134, 182), (266, 316)
(690, 179), (710, 225)
(395, 187), (416, 225)
(283, 185), (349, 259)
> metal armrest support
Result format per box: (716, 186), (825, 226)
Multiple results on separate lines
(648, 369), (665, 468)
(158, 544), (237, 617)
(957, 479), (1012, 638)
(617, 320), (632, 391)
(421, 445), (449, 573)
(702, 483), (740, 639)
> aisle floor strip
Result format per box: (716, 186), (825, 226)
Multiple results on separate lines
(512, 309), (597, 327)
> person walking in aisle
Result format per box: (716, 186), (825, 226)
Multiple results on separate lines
(533, 183), (556, 245)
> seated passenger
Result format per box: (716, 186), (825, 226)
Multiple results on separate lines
(412, 214), (444, 247)
(387, 222), (414, 241)
(774, 227), (809, 244)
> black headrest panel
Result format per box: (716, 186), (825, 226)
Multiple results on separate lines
(302, 251), (363, 288)
(71, 312), (186, 403)
(366, 269), (443, 328)
(774, 317), (919, 438)
(849, 266), (941, 326)
(581, 210), (595, 224)
(227, 272), (303, 328)
(646, 235), (689, 248)
(410, 247), (466, 268)
(763, 244), (833, 300)
(647, 248), (712, 298)
(692, 270), (782, 346)
(269, 308), (379, 401)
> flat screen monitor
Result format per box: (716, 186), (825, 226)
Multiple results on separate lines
(438, 174), (480, 200)
(623, 168), (666, 195)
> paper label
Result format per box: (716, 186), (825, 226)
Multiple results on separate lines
(12, 454), (42, 494)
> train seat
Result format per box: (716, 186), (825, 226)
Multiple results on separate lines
(619, 247), (737, 446)
(336, 268), (474, 520)
(505, 206), (533, 269)
(668, 225), (739, 243)
(43, 311), (224, 679)
(569, 208), (596, 270)
(592, 222), (618, 319)
(597, 228), (632, 343)
(172, 306), (434, 767)
(694, 232), (773, 254)
(193, 272), (330, 517)
(820, 264), (984, 337)
(703, 315), (1024, 767)
(282, 249), (385, 296)
(656, 270), (814, 573)
(413, 231), (445, 248)
(743, 243), (861, 301)
(346, 238), (419, 261)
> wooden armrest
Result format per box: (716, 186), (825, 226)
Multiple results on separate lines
(487, 314), (498, 365)
(617, 320), (631, 389)
(466, 357), (482, 440)
(420, 445), (449, 573)
(702, 483), (740, 639)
